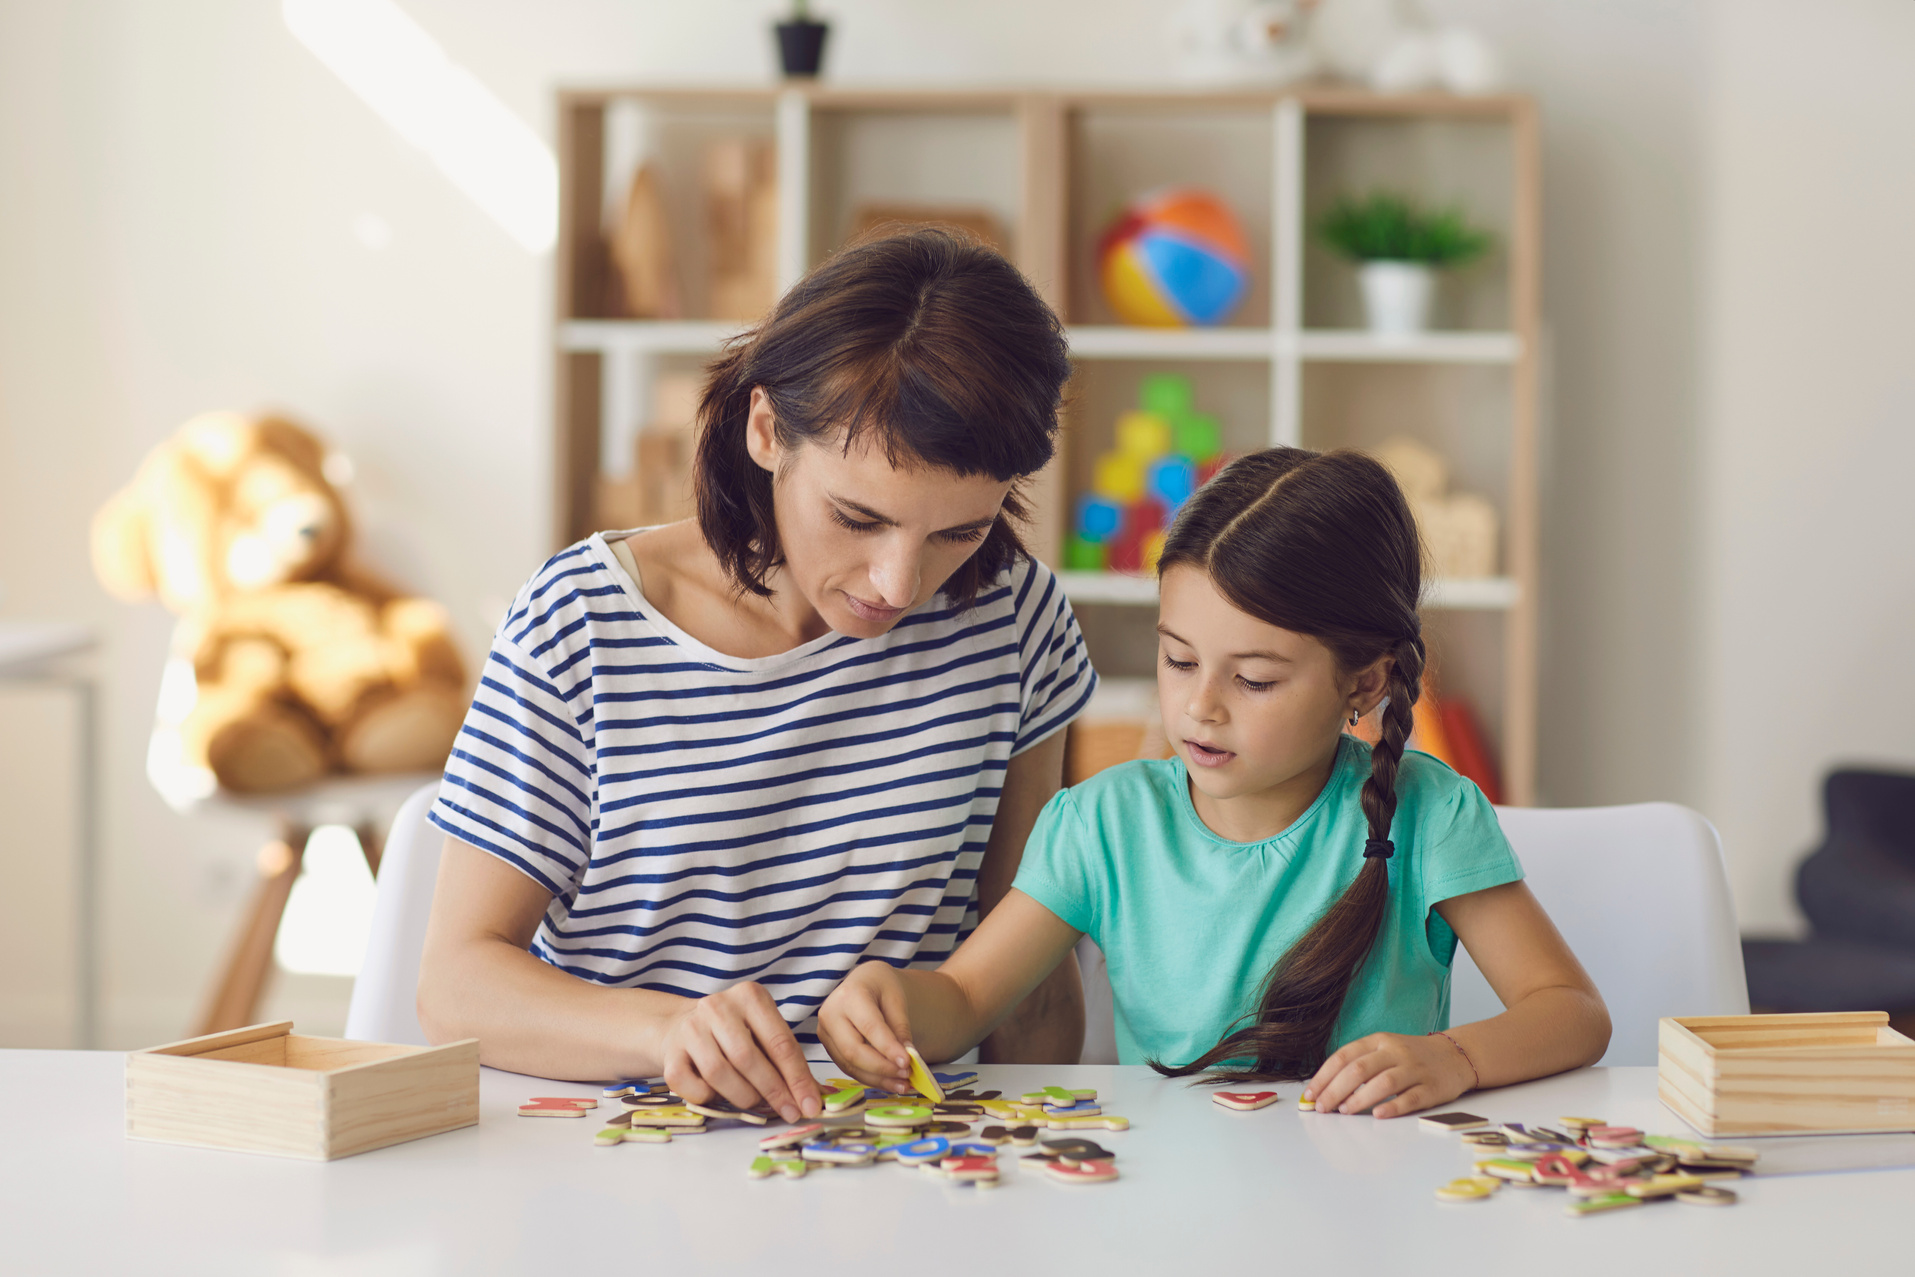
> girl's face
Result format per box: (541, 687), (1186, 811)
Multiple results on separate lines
(747, 388), (1012, 640)
(1156, 565), (1384, 821)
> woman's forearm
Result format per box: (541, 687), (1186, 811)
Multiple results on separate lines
(417, 932), (688, 1081)
(1446, 984), (1612, 1090)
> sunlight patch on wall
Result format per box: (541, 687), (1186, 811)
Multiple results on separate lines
(283, 0), (557, 252)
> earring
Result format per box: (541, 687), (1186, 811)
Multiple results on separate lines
(1349, 708), (1361, 727)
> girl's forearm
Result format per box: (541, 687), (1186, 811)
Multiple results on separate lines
(893, 968), (1001, 1064)
(418, 932), (686, 1080)
(1445, 984), (1612, 1090)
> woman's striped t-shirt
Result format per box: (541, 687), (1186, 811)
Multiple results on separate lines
(429, 532), (1098, 1055)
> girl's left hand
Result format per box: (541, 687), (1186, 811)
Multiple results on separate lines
(1303, 1031), (1474, 1118)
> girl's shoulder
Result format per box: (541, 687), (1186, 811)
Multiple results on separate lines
(1339, 736), (1502, 844)
(1340, 737), (1514, 893)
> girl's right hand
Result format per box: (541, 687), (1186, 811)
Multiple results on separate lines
(818, 961), (916, 1092)
(657, 982), (823, 1124)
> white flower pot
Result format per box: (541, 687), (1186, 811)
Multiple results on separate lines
(1358, 261), (1436, 336)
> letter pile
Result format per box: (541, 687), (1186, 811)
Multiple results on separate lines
(552, 1071), (1127, 1190)
(1406, 1111), (1754, 1215)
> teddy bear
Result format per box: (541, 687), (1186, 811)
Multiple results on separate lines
(91, 411), (469, 795)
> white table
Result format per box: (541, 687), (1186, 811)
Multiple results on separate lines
(1, 1055), (1908, 1276)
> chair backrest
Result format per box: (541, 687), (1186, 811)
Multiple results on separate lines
(343, 781), (443, 1044)
(1453, 802), (1749, 1065)
(1073, 801), (1749, 1067)
(1076, 935), (1121, 1064)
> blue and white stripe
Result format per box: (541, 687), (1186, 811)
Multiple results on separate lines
(430, 533), (1097, 1054)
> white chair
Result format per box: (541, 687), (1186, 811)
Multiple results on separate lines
(1454, 802), (1748, 1065)
(1074, 802), (1750, 1068)
(344, 781), (443, 1044)
(1076, 936), (1121, 1064)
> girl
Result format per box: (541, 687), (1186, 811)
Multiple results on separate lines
(819, 447), (1609, 1115)
(418, 230), (1096, 1120)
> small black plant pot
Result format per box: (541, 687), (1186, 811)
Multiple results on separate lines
(776, 19), (829, 78)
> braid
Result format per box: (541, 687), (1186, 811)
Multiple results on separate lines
(1360, 636), (1425, 844)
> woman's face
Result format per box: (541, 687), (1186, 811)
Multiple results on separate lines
(747, 388), (1013, 639)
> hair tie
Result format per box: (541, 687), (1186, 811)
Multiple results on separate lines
(1363, 839), (1395, 860)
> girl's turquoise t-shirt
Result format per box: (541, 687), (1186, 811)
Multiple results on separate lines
(1012, 736), (1523, 1067)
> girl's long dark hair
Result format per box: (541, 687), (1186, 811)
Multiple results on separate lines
(1149, 447), (1426, 1082)
(693, 227), (1070, 608)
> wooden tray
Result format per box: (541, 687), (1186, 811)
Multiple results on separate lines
(1658, 1012), (1915, 1137)
(125, 1021), (479, 1160)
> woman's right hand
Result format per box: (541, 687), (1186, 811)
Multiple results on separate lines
(657, 982), (823, 1124)
(818, 962), (916, 1092)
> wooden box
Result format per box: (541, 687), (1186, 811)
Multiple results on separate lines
(125, 1021), (479, 1160)
(1658, 1012), (1915, 1137)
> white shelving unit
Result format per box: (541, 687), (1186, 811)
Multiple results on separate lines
(1060, 571), (1521, 611)
(552, 85), (1540, 800)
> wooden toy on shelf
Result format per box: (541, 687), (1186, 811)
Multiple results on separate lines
(705, 138), (779, 321)
(1369, 435), (1499, 580)
(123, 1021), (477, 1161)
(607, 162), (681, 319)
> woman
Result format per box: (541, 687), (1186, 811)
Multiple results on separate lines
(417, 230), (1096, 1124)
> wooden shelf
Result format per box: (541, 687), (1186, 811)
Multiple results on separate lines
(560, 320), (1520, 366)
(1059, 571), (1519, 611)
(551, 87), (1541, 801)
(1055, 571), (1159, 606)
(559, 319), (745, 354)
(1066, 326), (1274, 361)
(1289, 330), (1520, 363)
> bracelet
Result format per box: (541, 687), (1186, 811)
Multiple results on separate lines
(1429, 1030), (1480, 1091)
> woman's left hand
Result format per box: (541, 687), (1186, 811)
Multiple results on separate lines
(1303, 1031), (1474, 1118)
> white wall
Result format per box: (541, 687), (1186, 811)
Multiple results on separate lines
(1698, 0), (1915, 933)
(0, 0), (1905, 1045)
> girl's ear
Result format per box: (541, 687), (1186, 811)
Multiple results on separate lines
(1348, 654), (1392, 718)
(744, 387), (780, 475)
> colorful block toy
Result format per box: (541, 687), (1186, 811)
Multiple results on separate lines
(1074, 374), (1230, 576)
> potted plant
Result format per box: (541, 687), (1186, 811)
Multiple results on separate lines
(1317, 193), (1491, 335)
(775, 1), (830, 79)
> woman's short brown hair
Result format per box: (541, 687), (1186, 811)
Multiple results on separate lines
(693, 227), (1071, 609)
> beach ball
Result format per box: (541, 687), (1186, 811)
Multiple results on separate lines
(1097, 189), (1251, 327)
